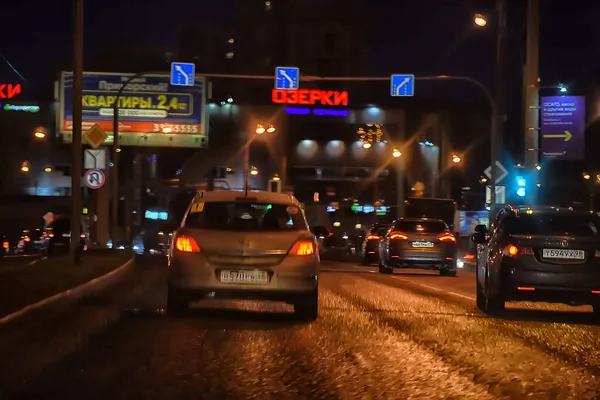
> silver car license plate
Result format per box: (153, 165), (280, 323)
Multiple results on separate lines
(412, 241), (434, 248)
(219, 270), (269, 284)
(542, 249), (585, 260)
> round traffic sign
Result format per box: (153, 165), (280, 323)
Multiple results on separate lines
(84, 169), (106, 189)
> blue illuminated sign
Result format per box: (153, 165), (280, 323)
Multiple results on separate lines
(285, 107), (348, 117)
(170, 62), (196, 86)
(390, 74), (415, 97)
(145, 210), (168, 220)
(516, 176), (526, 197)
(285, 107), (311, 115)
(351, 204), (389, 214)
(275, 66), (300, 90)
(313, 109), (349, 116)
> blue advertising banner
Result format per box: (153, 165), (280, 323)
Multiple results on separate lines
(59, 72), (207, 148)
(541, 96), (585, 160)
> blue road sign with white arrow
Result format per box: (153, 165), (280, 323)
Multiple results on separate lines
(390, 74), (415, 97)
(275, 66), (300, 90)
(170, 62), (196, 86)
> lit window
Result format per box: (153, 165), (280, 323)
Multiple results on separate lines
(225, 52), (234, 59)
(228, 38), (234, 44)
(265, 1), (271, 10)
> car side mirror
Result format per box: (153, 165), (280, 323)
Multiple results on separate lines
(474, 224), (487, 234)
(471, 232), (486, 244)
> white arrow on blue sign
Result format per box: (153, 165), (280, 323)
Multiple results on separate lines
(390, 74), (415, 97)
(275, 66), (300, 90)
(170, 62), (195, 86)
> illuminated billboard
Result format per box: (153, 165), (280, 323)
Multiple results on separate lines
(58, 72), (208, 148)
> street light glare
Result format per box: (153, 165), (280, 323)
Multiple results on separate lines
(44, 167), (52, 172)
(34, 131), (46, 139)
(250, 166), (259, 176)
(452, 155), (461, 163)
(266, 124), (276, 133)
(256, 124), (266, 134)
(362, 142), (372, 149)
(392, 148), (401, 158)
(583, 172), (591, 180)
(560, 86), (568, 93)
(272, 174), (281, 181)
(474, 14), (487, 27)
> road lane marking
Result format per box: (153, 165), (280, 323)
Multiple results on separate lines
(391, 276), (476, 301)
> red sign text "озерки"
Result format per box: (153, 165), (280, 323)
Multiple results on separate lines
(272, 89), (349, 107)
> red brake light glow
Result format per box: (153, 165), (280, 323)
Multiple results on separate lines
(505, 245), (533, 257)
(289, 240), (315, 256)
(438, 234), (456, 242)
(390, 231), (408, 240)
(366, 235), (379, 240)
(175, 236), (201, 253)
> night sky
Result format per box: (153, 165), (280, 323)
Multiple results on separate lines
(2, 0), (595, 98)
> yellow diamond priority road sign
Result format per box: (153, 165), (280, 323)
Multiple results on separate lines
(84, 124), (107, 149)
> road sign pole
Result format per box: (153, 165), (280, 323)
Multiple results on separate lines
(70, 0), (84, 264)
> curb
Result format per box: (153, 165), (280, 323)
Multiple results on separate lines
(0, 256), (135, 325)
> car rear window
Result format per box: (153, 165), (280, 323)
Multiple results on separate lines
(509, 214), (600, 237)
(394, 221), (447, 233)
(184, 201), (307, 231)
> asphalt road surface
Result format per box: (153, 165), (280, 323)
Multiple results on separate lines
(2, 257), (600, 399)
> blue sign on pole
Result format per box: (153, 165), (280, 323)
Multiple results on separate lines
(274, 66), (300, 90)
(390, 74), (415, 97)
(170, 62), (196, 86)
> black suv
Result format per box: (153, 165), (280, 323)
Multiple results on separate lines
(378, 218), (457, 276)
(472, 205), (600, 315)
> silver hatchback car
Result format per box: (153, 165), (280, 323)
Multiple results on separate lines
(168, 190), (320, 319)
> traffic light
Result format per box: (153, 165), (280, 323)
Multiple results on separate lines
(516, 175), (526, 197)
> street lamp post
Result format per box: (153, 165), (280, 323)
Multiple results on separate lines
(71, 0), (84, 264)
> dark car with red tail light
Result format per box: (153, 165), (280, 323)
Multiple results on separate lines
(362, 224), (389, 265)
(1, 232), (9, 255)
(168, 190), (319, 320)
(472, 205), (600, 316)
(377, 218), (457, 276)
